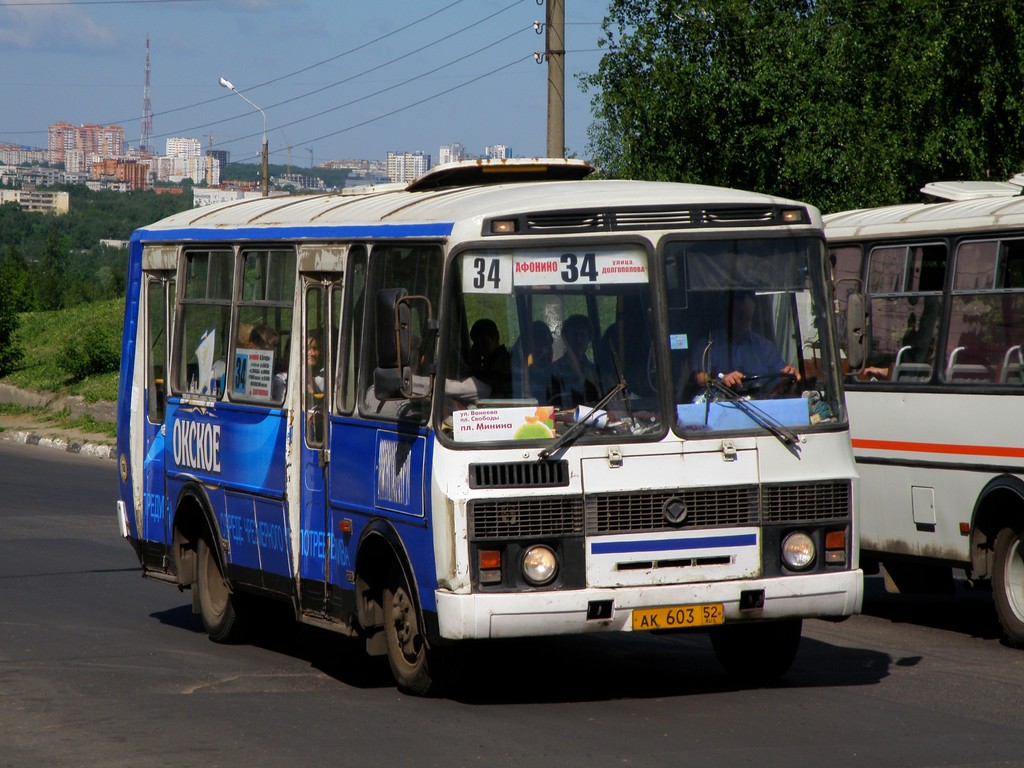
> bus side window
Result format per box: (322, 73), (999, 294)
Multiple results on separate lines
(829, 245), (863, 374)
(232, 249), (295, 406)
(946, 238), (1024, 384)
(865, 244), (947, 383)
(360, 244), (442, 420)
(175, 249), (233, 398)
(146, 275), (174, 422)
(338, 246), (367, 414)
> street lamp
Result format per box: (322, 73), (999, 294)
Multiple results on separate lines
(219, 76), (268, 197)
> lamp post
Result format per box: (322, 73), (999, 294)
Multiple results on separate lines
(219, 76), (268, 197)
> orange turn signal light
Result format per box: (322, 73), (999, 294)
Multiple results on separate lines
(479, 550), (502, 570)
(825, 530), (846, 550)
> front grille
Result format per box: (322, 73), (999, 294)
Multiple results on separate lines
(496, 204), (804, 236)
(704, 207), (776, 224)
(762, 481), (851, 523)
(588, 486), (759, 534)
(468, 480), (851, 541)
(524, 212), (607, 232)
(469, 497), (585, 540)
(469, 460), (568, 489)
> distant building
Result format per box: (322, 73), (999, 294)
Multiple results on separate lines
(273, 173), (326, 192)
(386, 151), (431, 184)
(48, 122), (124, 165)
(485, 144), (511, 160)
(0, 144), (49, 165)
(206, 149), (230, 169)
(193, 187), (287, 208)
(0, 187), (70, 215)
(91, 158), (151, 191)
(439, 143), (467, 166)
(166, 137), (202, 160)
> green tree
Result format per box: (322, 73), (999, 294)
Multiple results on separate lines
(583, 0), (1024, 212)
(0, 266), (23, 376)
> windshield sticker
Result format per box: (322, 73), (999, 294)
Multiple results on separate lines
(453, 405), (555, 443)
(233, 348), (275, 400)
(462, 250), (648, 294)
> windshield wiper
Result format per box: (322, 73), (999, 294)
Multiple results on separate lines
(538, 381), (625, 460)
(709, 381), (801, 457)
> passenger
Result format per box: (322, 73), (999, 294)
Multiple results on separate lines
(469, 318), (511, 398)
(305, 335), (325, 394)
(693, 291), (799, 389)
(551, 314), (600, 407)
(512, 320), (555, 403)
(247, 324), (278, 351)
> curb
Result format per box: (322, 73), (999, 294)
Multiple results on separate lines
(0, 429), (116, 460)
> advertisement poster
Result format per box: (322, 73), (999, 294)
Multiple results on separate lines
(452, 406), (556, 443)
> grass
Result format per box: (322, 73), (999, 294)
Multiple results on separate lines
(4, 298), (122, 403)
(0, 403), (117, 438)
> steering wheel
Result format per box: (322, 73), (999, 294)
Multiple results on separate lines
(733, 372), (798, 398)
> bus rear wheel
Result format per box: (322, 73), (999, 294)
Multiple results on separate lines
(710, 618), (802, 685)
(196, 535), (243, 643)
(383, 567), (434, 695)
(993, 526), (1024, 647)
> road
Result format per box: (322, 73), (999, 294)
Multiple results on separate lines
(2, 441), (1023, 768)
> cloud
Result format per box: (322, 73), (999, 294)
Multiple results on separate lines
(0, 0), (115, 52)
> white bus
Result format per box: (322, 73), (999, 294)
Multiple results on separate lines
(826, 179), (1024, 644)
(116, 159), (861, 694)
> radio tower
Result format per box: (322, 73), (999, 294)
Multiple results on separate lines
(140, 36), (154, 154)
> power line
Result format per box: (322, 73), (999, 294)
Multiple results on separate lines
(0, 0), (212, 5)
(189, 23), (534, 154)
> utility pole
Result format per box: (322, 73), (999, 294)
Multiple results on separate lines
(545, 0), (565, 158)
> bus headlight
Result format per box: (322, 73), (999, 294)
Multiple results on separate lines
(522, 545), (558, 586)
(781, 532), (816, 570)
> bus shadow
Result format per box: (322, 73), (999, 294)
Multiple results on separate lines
(152, 603), (891, 702)
(860, 575), (1003, 641)
(152, 602), (395, 689)
(438, 632), (890, 704)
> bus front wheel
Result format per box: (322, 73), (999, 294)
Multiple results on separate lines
(383, 567), (434, 695)
(709, 618), (802, 685)
(196, 535), (243, 643)
(993, 526), (1024, 646)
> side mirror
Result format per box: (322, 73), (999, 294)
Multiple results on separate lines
(376, 287), (411, 368)
(845, 292), (867, 370)
(373, 287), (434, 400)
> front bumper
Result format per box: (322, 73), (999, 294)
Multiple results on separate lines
(436, 569), (863, 639)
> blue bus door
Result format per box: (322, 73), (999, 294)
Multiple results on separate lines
(142, 272), (174, 563)
(297, 277), (339, 615)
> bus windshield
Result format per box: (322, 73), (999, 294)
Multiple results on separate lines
(665, 236), (842, 436)
(441, 244), (659, 444)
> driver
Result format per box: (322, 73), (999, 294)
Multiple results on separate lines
(693, 290), (800, 389)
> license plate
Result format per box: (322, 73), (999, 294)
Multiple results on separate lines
(632, 603), (724, 631)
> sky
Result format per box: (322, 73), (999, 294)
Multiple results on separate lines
(0, 0), (608, 167)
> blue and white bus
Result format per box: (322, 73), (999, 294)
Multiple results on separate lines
(116, 159), (861, 693)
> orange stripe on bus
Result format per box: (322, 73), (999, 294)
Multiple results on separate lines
(851, 438), (1024, 459)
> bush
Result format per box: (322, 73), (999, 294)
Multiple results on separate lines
(57, 323), (121, 382)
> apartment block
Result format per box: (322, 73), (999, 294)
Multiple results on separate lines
(386, 151), (431, 184)
(91, 158), (151, 191)
(0, 188), (70, 215)
(48, 122), (125, 165)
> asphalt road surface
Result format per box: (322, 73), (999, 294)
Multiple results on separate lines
(2, 441), (1024, 768)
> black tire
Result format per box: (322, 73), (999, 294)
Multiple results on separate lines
(993, 526), (1024, 647)
(710, 619), (802, 685)
(383, 566), (434, 695)
(196, 535), (243, 643)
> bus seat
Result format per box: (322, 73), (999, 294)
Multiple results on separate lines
(1001, 345), (1024, 384)
(945, 346), (992, 383)
(892, 345), (932, 382)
